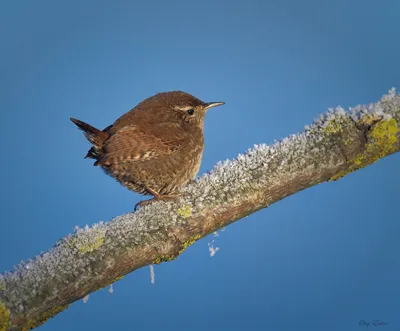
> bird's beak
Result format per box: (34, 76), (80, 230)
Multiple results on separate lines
(204, 101), (225, 110)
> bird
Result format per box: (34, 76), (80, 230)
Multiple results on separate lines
(70, 91), (224, 209)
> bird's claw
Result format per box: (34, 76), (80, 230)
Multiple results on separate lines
(134, 192), (185, 211)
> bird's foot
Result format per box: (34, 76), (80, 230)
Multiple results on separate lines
(134, 189), (184, 211)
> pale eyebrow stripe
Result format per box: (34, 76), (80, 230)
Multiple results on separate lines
(173, 105), (195, 111)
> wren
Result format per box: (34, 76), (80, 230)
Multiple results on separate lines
(70, 91), (224, 209)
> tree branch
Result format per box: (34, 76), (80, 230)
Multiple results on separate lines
(1, 90), (399, 331)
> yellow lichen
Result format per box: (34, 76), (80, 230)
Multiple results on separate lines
(78, 236), (104, 253)
(178, 234), (202, 255)
(369, 118), (398, 152)
(359, 113), (382, 126)
(152, 254), (176, 264)
(67, 233), (105, 254)
(0, 280), (4, 291)
(344, 138), (352, 146)
(152, 234), (202, 264)
(0, 302), (9, 331)
(330, 118), (398, 181)
(329, 169), (351, 181)
(22, 305), (69, 331)
(177, 205), (192, 219)
(114, 275), (124, 282)
(323, 118), (344, 134)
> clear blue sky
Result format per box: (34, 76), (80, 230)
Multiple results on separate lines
(1, 1), (399, 330)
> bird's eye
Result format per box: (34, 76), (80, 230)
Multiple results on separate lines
(187, 108), (195, 115)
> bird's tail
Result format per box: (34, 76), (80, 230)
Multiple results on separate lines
(70, 117), (109, 159)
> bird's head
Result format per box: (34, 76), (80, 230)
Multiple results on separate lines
(137, 91), (224, 128)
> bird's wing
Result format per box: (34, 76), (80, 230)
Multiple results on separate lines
(102, 124), (113, 133)
(95, 123), (185, 166)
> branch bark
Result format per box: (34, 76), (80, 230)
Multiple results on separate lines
(1, 90), (399, 331)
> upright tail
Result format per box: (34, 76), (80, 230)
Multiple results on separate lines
(70, 118), (109, 159)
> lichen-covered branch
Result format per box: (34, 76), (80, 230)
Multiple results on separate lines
(1, 89), (399, 331)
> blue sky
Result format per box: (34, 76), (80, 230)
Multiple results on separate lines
(1, 0), (399, 330)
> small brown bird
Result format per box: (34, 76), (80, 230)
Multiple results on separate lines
(71, 91), (224, 209)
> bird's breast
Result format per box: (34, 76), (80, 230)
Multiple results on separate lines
(172, 132), (204, 182)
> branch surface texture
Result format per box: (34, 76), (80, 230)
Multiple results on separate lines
(1, 90), (399, 331)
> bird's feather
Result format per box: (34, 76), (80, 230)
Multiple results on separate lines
(95, 122), (185, 166)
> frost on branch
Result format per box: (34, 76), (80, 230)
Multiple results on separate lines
(0, 89), (399, 331)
